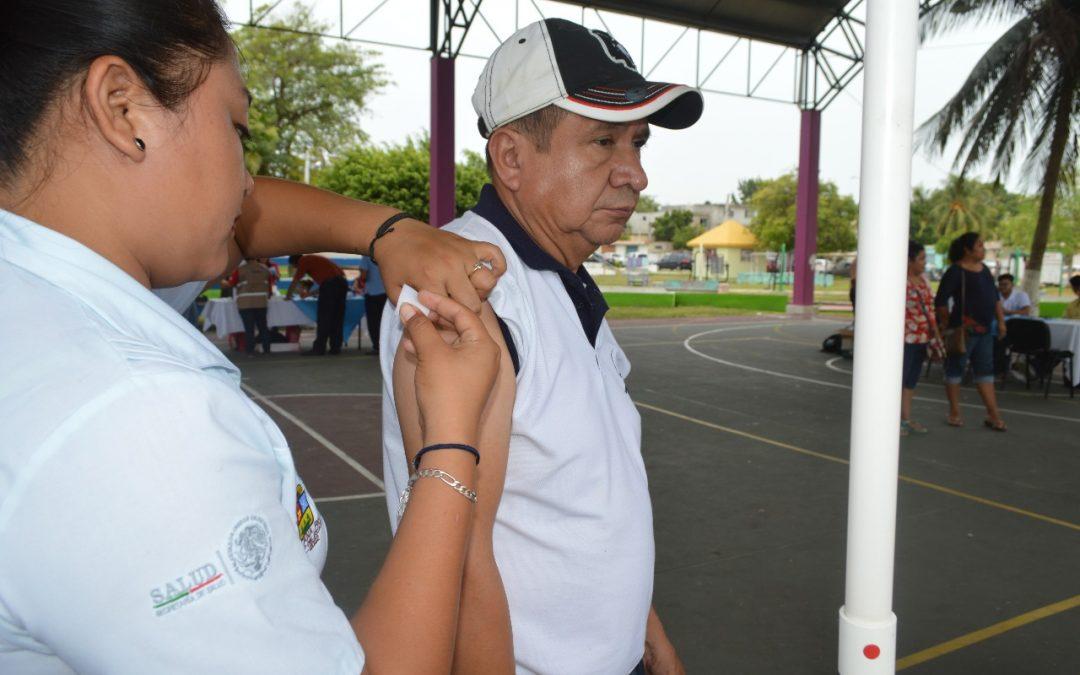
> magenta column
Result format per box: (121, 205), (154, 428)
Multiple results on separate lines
(790, 108), (821, 314)
(430, 56), (456, 227)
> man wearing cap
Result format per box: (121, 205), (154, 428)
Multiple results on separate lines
(381, 19), (703, 675)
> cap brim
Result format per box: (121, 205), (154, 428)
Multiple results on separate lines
(553, 83), (703, 129)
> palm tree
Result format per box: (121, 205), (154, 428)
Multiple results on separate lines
(927, 175), (988, 246)
(918, 0), (1080, 312)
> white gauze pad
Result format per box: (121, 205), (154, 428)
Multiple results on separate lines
(395, 284), (432, 321)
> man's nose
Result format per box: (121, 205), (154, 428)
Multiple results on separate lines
(611, 148), (648, 193)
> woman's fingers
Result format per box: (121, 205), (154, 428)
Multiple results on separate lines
(400, 304), (445, 357)
(468, 266), (499, 297)
(418, 290), (489, 346)
(473, 241), (507, 277)
(445, 272), (484, 314)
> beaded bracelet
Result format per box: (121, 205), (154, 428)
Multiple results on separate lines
(397, 468), (477, 518)
(413, 443), (480, 472)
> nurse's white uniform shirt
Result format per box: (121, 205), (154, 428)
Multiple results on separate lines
(0, 210), (364, 674)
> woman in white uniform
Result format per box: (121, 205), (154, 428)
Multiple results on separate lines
(0, 1), (508, 672)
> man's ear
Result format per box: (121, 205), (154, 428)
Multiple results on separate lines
(487, 128), (528, 191)
(82, 56), (157, 163)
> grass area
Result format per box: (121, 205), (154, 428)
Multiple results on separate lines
(1040, 302), (1069, 318)
(603, 291), (788, 313)
(607, 306), (780, 320)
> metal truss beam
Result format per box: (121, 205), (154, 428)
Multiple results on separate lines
(233, 0), (938, 112)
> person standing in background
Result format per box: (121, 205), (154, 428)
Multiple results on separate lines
(997, 273), (1031, 316)
(354, 255), (386, 354)
(935, 232), (1007, 431)
(287, 253), (347, 355)
(235, 258), (273, 356)
(901, 241), (940, 436)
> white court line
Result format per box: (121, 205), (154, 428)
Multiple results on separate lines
(823, 356), (1080, 421)
(684, 328), (1080, 424)
(315, 492), (386, 503)
(266, 392), (381, 399)
(241, 383), (386, 490)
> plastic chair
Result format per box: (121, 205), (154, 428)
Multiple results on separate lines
(1002, 318), (1075, 398)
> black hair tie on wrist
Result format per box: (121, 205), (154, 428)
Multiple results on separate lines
(368, 212), (412, 265)
(413, 443), (480, 472)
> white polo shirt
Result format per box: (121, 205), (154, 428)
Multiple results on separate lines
(0, 209), (364, 674)
(380, 185), (654, 675)
(1000, 289), (1031, 313)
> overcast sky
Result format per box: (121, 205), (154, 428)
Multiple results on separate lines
(222, 1), (1016, 206)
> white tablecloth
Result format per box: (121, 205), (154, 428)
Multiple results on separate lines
(200, 297), (314, 339)
(1047, 319), (1080, 386)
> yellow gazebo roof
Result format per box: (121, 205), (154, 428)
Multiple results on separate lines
(687, 219), (757, 249)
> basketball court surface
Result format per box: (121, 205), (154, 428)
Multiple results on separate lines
(228, 315), (1079, 673)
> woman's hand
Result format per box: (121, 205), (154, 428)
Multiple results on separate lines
(400, 290), (500, 446)
(376, 219), (507, 313)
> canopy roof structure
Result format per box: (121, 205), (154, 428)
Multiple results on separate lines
(687, 220), (758, 249)
(561, 0), (852, 49)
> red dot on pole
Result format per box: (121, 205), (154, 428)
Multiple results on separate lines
(863, 644), (881, 660)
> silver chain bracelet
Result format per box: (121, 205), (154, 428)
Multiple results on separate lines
(397, 468), (478, 518)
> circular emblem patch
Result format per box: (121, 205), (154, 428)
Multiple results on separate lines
(228, 515), (272, 580)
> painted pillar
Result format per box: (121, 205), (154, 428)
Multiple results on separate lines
(837, 0), (918, 673)
(430, 56), (456, 227)
(790, 109), (821, 313)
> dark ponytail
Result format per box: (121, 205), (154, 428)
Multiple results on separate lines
(947, 232), (979, 264)
(0, 0), (233, 184)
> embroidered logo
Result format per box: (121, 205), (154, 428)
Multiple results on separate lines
(296, 483), (324, 552)
(227, 515), (272, 580)
(149, 555), (231, 617)
(589, 29), (638, 72)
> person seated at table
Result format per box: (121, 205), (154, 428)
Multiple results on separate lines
(997, 273), (1031, 316)
(235, 258), (273, 356)
(1065, 275), (1080, 319)
(286, 253), (347, 355)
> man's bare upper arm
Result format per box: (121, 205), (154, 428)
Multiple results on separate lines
(391, 303), (516, 527)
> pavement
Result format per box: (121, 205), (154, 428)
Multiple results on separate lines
(224, 315), (1079, 674)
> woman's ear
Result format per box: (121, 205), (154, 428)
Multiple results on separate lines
(487, 128), (527, 192)
(82, 56), (156, 163)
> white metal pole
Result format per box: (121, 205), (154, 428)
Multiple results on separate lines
(838, 0), (918, 673)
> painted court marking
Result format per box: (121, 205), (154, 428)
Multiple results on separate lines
(315, 492), (386, 504)
(241, 383), (385, 491)
(634, 400), (1080, 533)
(896, 593), (1080, 670)
(634, 400), (1080, 666)
(680, 326), (1080, 424)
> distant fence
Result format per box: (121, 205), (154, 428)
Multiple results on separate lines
(736, 272), (835, 287)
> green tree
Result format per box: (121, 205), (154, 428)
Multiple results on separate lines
(651, 209), (693, 243)
(737, 177), (766, 204)
(748, 173), (858, 252)
(909, 175), (1024, 251)
(672, 222), (706, 250)
(919, 0), (1080, 311)
(999, 186), (1080, 253)
(909, 185), (937, 244)
(233, 4), (388, 179)
(635, 194), (661, 212)
(315, 136), (488, 223)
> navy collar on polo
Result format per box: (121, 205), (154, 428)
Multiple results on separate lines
(472, 184), (609, 346)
